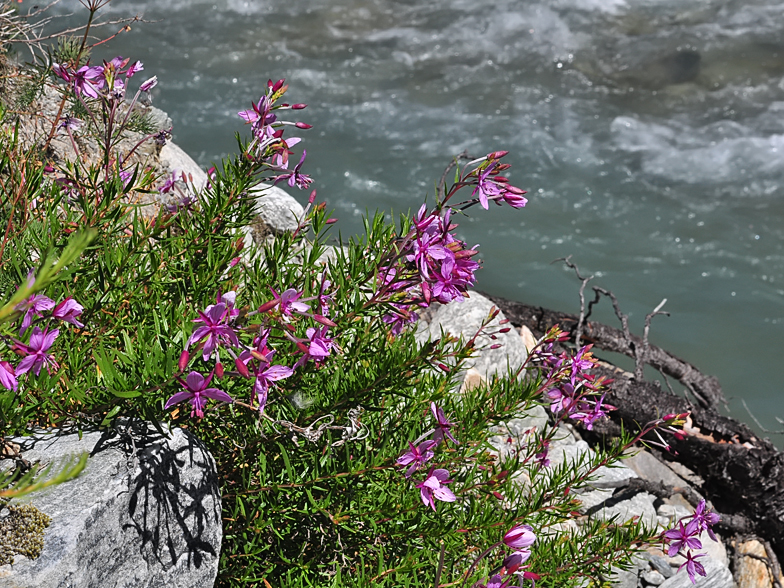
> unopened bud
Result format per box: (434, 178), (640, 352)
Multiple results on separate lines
(235, 357), (250, 378)
(257, 299), (279, 313)
(325, 218), (338, 225)
(139, 76), (158, 92)
(291, 103), (307, 110)
(272, 79), (285, 92)
(489, 344), (502, 349)
(215, 362), (225, 378)
(295, 122), (313, 129)
(178, 349), (189, 371)
(312, 314), (337, 327)
(308, 189), (317, 204)
(487, 150), (509, 160)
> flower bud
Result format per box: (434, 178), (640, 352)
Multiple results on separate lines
(257, 299), (279, 313)
(140, 76), (158, 92)
(178, 349), (190, 372)
(312, 314), (337, 327)
(486, 150), (509, 160)
(295, 122), (313, 129)
(291, 103), (307, 109)
(235, 357), (250, 378)
(308, 189), (317, 204)
(215, 362), (225, 378)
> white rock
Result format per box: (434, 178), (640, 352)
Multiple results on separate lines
(0, 424), (221, 588)
(415, 290), (528, 381)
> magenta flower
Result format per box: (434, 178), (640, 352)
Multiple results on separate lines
(139, 76), (158, 92)
(476, 575), (513, 588)
(72, 64), (105, 98)
(664, 519), (702, 557)
(0, 361), (17, 392)
(188, 302), (240, 360)
(271, 287), (310, 318)
(471, 162), (505, 210)
(677, 551), (707, 585)
(52, 297), (84, 328)
(273, 150), (312, 190)
(15, 293), (55, 335)
(15, 327), (59, 376)
(125, 60), (143, 78)
(570, 393), (612, 430)
(504, 524), (536, 550)
(415, 468), (456, 511)
(396, 440), (437, 478)
(430, 402), (459, 445)
(693, 500), (721, 541)
(165, 371), (233, 419)
(252, 363), (294, 414)
(294, 326), (334, 369)
(502, 549), (532, 573)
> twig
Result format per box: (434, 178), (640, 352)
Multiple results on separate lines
(742, 400), (784, 435)
(555, 256), (593, 347)
(434, 540), (446, 588)
(636, 298), (668, 381)
(762, 539), (784, 588)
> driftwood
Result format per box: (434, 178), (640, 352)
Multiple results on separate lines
(481, 292), (784, 558)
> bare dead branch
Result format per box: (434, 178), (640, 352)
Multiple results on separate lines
(554, 256), (594, 347)
(636, 298), (669, 381)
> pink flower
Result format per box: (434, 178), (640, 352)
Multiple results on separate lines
(271, 287), (310, 318)
(430, 402), (459, 445)
(502, 549), (532, 573)
(15, 293), (55, 335)
(0, 361), (17, 391)
(52, 297), (84, 328)
(14, 327), (59, 376)
(165, 371), (233, 418)
(293, 326), (334, 368)
(415, 468), (456, 511)
(664, 519), (702, 557)
(503, 524), (536, 550)
(396, 440), (437, 478)
(677, 551), (707, 585)
(188, 303), (239, 360)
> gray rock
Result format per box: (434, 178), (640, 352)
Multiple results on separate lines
(415, 291), (528, 380)
(643, 570), (666, 586)
(594, 492), (659, 528)
(248, 184), (305, 239)
(623, 450), (689, 489)
(143, 105), (173, 134)
(645, 552), (674, 578)
(158, 142), (208, 192)
(610, 554), (647, 588)
(658, 557), (736, 588)
(0, 424), (221, 588)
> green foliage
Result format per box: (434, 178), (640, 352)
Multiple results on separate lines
(0, 44), (673, 588)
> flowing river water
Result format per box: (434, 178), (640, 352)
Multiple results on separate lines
(37, 0), (784, 440)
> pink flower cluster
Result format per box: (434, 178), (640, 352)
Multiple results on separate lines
(663, 500), (721, 584)
(396, 402), (459, 511)
(533, 338), (615, 433)
(376, 152), (527, 335)
(166, 279), (336, 418)
(0, 280), (84, 393)
(237, 79), (313, 190)
(53, 56), (156, 102)
(473, 524), (539, 588)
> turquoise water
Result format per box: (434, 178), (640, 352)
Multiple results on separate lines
(37, 0), (784, 441)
